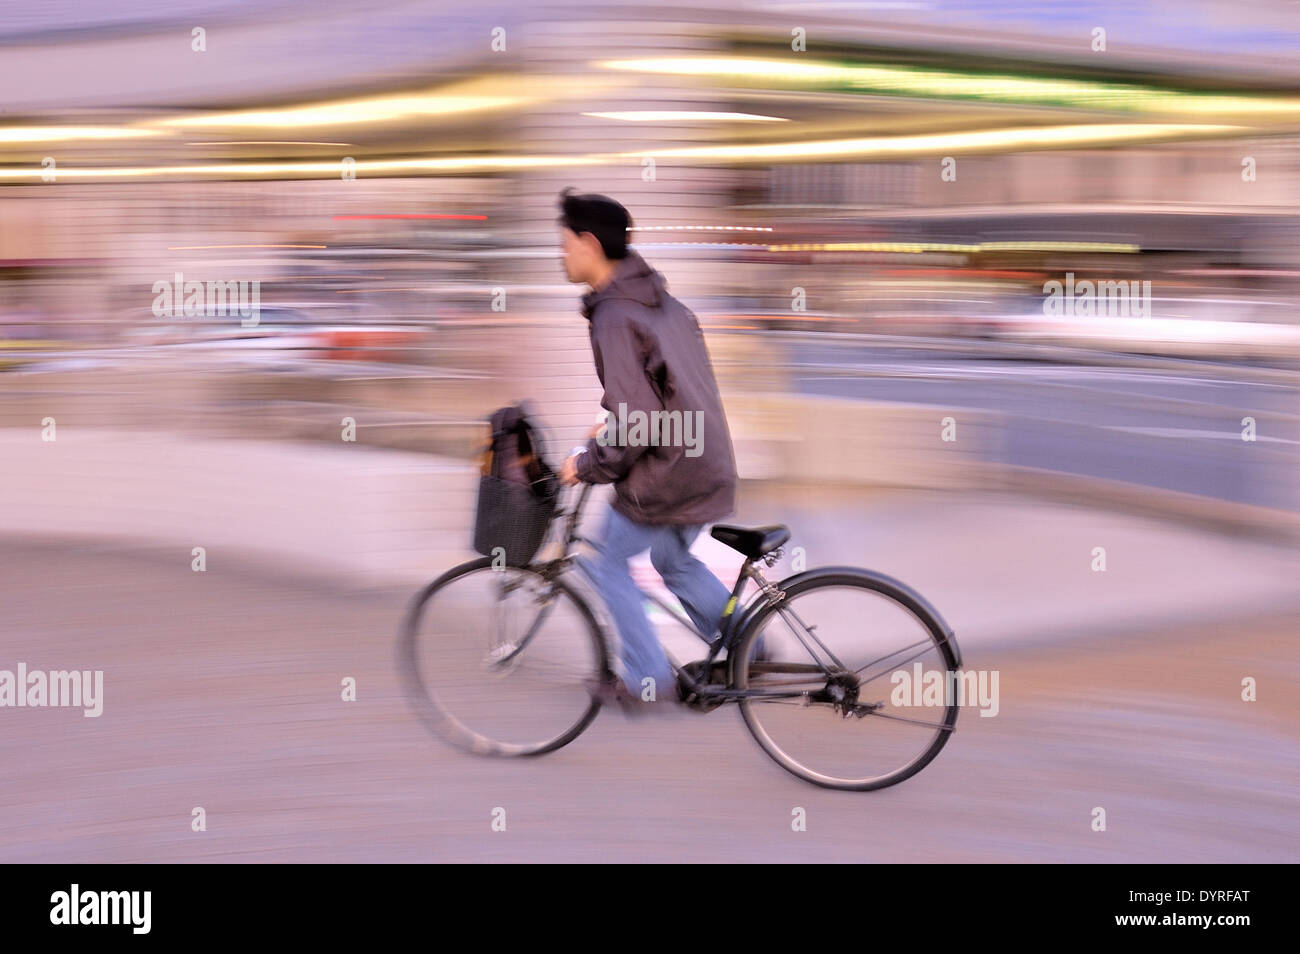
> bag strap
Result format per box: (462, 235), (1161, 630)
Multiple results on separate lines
(513, 402), (554, 468)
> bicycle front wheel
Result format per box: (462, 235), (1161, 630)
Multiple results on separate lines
(731, 568), (961, 791)
(398, 558), (610, 757)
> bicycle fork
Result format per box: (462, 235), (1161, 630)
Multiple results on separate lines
(484, 576), (561, 670)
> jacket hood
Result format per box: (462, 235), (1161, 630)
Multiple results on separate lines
(581, 248), (666, 320)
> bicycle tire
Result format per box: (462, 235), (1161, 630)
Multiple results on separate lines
(398, 557), (611, 757)
(730, 567), (962, 791)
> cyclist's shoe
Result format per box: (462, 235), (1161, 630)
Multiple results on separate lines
(622, 691), (682, 718)
(583, 673), (681, 718)
(583, 673), (624, 707)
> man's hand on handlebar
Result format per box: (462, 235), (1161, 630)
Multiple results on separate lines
(562, 420), (605, 487)
(560, 445), (587, 486)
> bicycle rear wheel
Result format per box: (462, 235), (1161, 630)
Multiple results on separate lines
(398, 557), (610, 757)
(731, 568), (961, 791)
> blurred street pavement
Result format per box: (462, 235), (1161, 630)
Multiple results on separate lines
(2, 484), (1296, 862)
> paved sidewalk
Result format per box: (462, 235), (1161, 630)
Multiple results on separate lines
(4, 427), (1296, 656)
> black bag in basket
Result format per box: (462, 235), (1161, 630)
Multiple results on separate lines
(473, 405), (559, 566)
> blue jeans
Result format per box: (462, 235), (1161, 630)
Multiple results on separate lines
(579, 503), (731, 696)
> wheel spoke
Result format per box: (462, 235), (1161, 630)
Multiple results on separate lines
(854, 639), (945, 688)
(856, 709), (954, 731)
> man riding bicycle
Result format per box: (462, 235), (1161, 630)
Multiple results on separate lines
(555, 187), (739, 714)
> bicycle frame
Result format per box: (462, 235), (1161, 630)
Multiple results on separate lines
(535, 482), (835, 704)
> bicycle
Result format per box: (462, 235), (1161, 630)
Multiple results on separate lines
(398, 482), (964, 790)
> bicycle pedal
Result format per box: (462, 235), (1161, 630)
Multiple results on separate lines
(676, 661), (727, 713)
(679, 659), (726, 685)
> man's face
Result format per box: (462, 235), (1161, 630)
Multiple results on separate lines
(560, 226), (597, 285)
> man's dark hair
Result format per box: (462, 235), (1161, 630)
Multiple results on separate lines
(557, 186), (632, 260)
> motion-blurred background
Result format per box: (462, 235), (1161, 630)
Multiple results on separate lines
(2, 0), (1297, 862)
